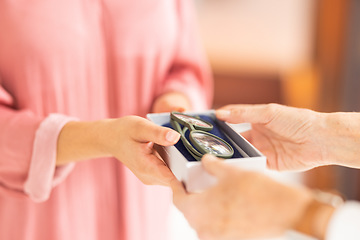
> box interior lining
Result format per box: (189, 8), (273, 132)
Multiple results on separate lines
(163, 115), (244, 162)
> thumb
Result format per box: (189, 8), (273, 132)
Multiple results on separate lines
(133, 119), (180, 146)
(216, 104), (278, 125)
(201, 154), (232, 179)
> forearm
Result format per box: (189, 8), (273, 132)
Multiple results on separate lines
(56, 120), (110, 165)
(319, 112), (360, 168)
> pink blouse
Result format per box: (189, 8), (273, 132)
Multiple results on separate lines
(0, 1), (212, 239)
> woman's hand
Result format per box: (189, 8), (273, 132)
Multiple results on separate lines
(57, 116), (180, 186)
(151, 91), (192, 113)
(171, 154), (315, 240)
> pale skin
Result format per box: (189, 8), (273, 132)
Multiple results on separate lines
(171, 155), (316, 240)
(56, 91), (190, 186)
(216, 103), (360, 171)
(171, 103), (360, 239)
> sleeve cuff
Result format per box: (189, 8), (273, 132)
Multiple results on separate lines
(326, 201), (360, 240)
(24, 114), (78, 202)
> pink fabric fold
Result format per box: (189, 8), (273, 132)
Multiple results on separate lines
(0, 1), (213, 239)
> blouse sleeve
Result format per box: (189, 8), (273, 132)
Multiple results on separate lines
(157, 0), (214, 111)
(326, 201), (360, 240)
(0, 85), (76, 202)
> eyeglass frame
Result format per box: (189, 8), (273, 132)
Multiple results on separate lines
(170, 111), (234, 161)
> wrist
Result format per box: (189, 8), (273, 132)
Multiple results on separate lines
(294, 190), (343, 239)
(56, 120), (111, 165)
(320, 112), (360, 168)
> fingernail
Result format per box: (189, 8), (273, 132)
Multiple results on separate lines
(166, 131), (180, 143)
(216, 110), (231, 119)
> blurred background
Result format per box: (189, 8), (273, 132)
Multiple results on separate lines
(170, 0), (360, 239)
(194, 0), (360, 201)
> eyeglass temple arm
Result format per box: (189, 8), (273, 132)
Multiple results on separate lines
(170, 119), (203, 161)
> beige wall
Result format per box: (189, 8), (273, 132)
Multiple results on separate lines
(195, 0), (317, 74)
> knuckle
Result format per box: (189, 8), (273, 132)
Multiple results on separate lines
(230, 107), (244, 118)
(266, 103), (280, 113)
(264, 103), (280, 122)
(133, 116), (147, 127)
(122, 115), (145, 130)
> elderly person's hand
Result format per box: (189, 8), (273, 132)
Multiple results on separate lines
(171, 155), (335, 240)
(216, 103), (360, 171)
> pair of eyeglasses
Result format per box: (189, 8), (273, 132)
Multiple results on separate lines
(170, 111), (234, 161)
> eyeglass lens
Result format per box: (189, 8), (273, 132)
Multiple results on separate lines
(191, 132), (233, 155)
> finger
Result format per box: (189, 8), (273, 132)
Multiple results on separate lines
(133, 160), (173, 186)
(216, 104), (239, 111)
(170, 178), (187, 197)
(139, 152), (177, 186)
(172, 106), (186, 112)
(133, 119), (180, 146)
(156, 105), (187, 114)
(216, 104), (278, 124)
(240, 130), (252, 142)
(154, 164), (177, 186)
(170, 178), (188, 209)
(201, 154), (233, 178)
